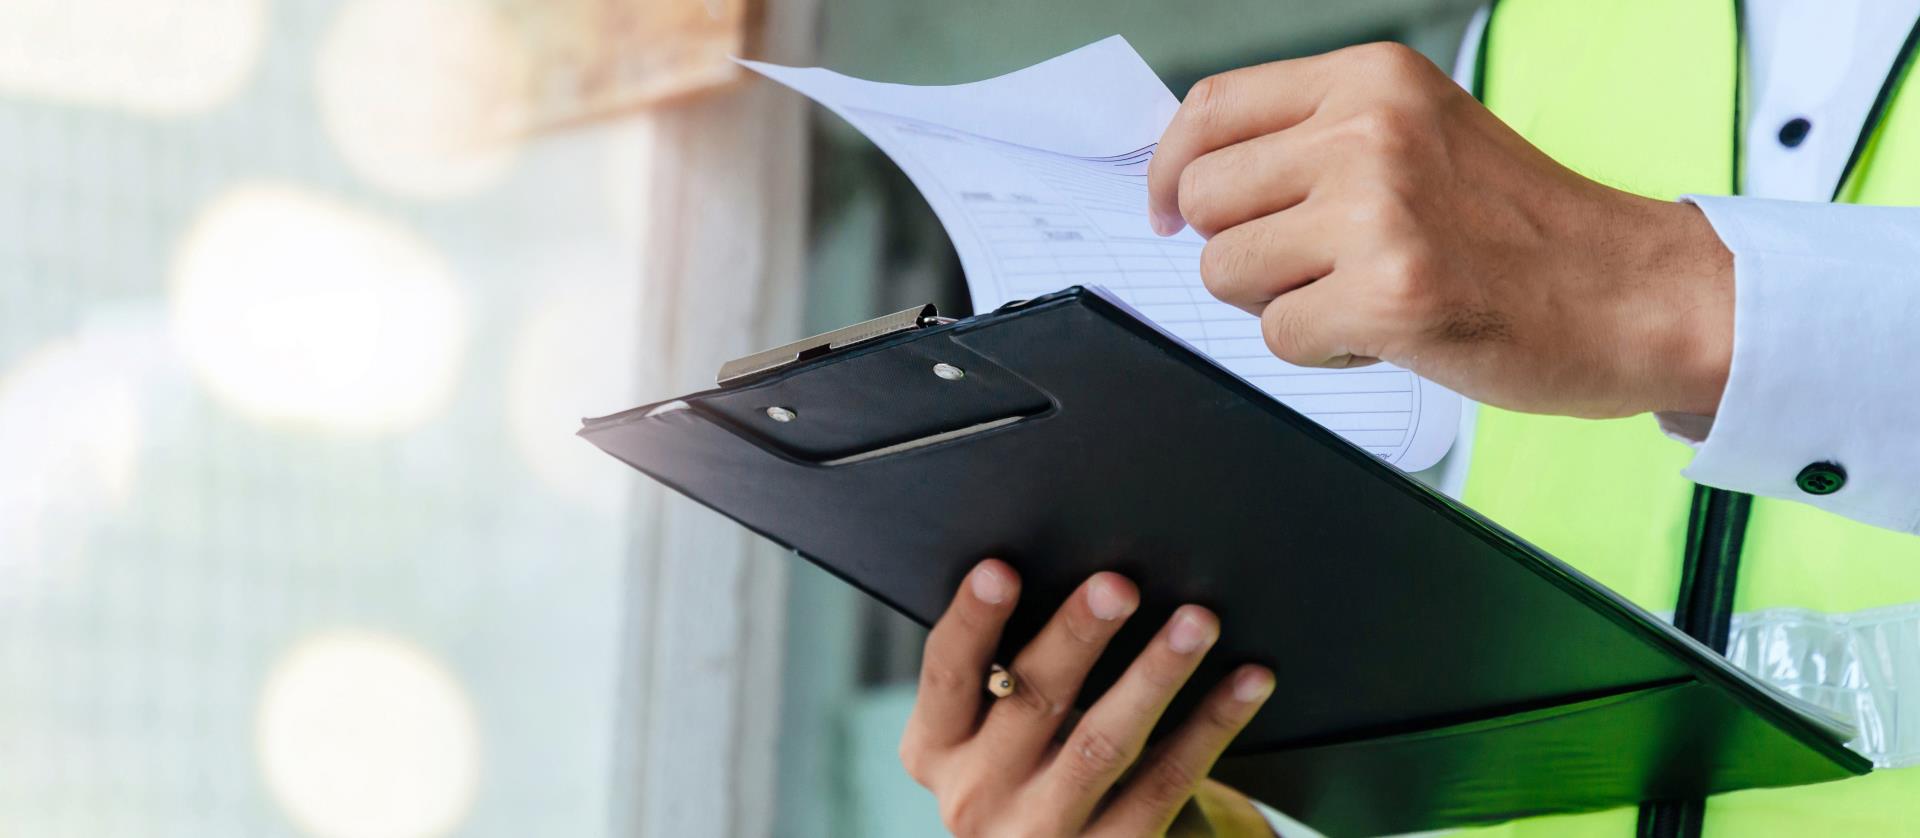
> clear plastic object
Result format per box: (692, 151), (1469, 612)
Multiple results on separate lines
(1725, 602), (1920, 768)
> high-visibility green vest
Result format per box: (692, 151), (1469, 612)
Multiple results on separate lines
(1457, 0), (1920, 834)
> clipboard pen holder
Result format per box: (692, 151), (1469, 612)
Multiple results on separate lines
(701, 302), (1054, 466)
(717, 303), (954, 385)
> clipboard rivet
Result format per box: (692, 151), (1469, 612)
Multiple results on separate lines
(932, 363), (966, 381)
(765, 406), (797, 423)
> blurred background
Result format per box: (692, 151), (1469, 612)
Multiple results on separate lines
(0, 1), (1477, 835)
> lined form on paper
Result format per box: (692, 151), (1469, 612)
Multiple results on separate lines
(742, 37), (1460, 470)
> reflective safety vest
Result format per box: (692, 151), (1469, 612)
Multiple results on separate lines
(1458, 0), (1920, 834)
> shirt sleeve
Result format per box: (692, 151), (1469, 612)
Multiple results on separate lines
(1660, 195), (1920, 534)
(1451, 4), (1491, 90)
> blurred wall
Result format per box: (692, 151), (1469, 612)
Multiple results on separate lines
(813, 0), (1479, 84)
(0, 1), (649, 835)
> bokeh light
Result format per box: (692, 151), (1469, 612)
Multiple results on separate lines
(0, 0), (264, 114)
(0, 317), (161, 584)
(257, 630), (482, 838)
(505, 271), (642, 515)
(316, 0), (531, 199)
(169, 184), (468, 434)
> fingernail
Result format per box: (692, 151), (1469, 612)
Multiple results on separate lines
(1167, 609), (1216, 654)
(1086, 576), (1134, 621)
(970, 564), (1009, 604)
(1149, 210), (1181, 237)
(1233, 667), (1275, 703)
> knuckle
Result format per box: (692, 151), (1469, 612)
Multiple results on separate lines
(1203, 695), (1250, 731)
(1143, 756), (1204, 803)
(1380, 244), (1433, 283)
(920, 662), (970, 696)
(1197, 236), (1239, 294)
(923, 618), (969, 660)
(1002, 669), (1068, 719)
(1140, 658), (1189, 691)
(897, 735), (932, 785)
(1183, 74), (1230, 124)
(1350, 40), (1428, 78)
(1342, 106), (1418, 158)
(1341, 184), (1416, 230)
(1344, 40), (1401, 62)
(1062, 610), (1104, 646)
(1061, 726), (1136, 787)
(1370, 245), (1438, 308)
(1199, 226), (1272, 304)
(1261, 303), (1314, 365)
(938, 780), (993, 836)
(1177, 150), (1242, 237)
(1176, 161), (1212, 231)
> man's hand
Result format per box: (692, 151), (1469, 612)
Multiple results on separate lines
(1148, 42), (1734, 419)
(899, 559), (1277, 837)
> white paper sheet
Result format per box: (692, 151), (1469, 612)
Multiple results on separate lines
(742, 36), (1459, 470)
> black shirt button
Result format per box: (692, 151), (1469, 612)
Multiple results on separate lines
(1778, 117), (1813, 148)
(1796, 461), (1846, 495)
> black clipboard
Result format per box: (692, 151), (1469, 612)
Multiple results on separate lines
(580, 286), (1867, 836)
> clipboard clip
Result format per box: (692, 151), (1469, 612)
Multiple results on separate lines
(717, 303), (954, 385)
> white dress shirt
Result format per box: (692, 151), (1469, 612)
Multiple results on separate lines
(1435, 0), (1920, 536)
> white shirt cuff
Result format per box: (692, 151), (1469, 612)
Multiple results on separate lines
(1665, 195), (1920, 534)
